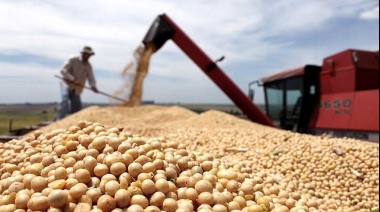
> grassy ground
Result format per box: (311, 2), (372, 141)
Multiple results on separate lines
(0, 102), (262, 136)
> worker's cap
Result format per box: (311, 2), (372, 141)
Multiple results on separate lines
(81, 46), (95, 55)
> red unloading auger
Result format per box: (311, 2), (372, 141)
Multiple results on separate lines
(142, 13), (275, 127)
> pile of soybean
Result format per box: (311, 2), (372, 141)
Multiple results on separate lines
(0, 105), (379, 212)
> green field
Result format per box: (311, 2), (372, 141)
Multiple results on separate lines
(0, 103), (107, 135)
(0, 102), (262, 136)
(0, 103), (58, 135)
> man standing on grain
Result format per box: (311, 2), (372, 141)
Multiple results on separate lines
(57, 46), (99, 120)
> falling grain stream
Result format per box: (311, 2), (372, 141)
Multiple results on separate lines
(112, 43), (155, 107)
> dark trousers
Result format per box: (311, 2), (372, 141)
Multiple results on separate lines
(57, 84), (82, 120)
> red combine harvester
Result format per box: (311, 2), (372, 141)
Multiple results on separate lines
(250, 50), (379, 142)
(143, 14), (379, 142)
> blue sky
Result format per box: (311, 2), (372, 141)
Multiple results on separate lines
(0, 0), (378, 104)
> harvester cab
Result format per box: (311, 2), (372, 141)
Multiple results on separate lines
(251, 65), (321, 133)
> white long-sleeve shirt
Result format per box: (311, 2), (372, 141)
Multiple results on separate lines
(60, 55), (96, 95)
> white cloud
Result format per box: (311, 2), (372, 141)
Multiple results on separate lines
(359, 5), (379, 20)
